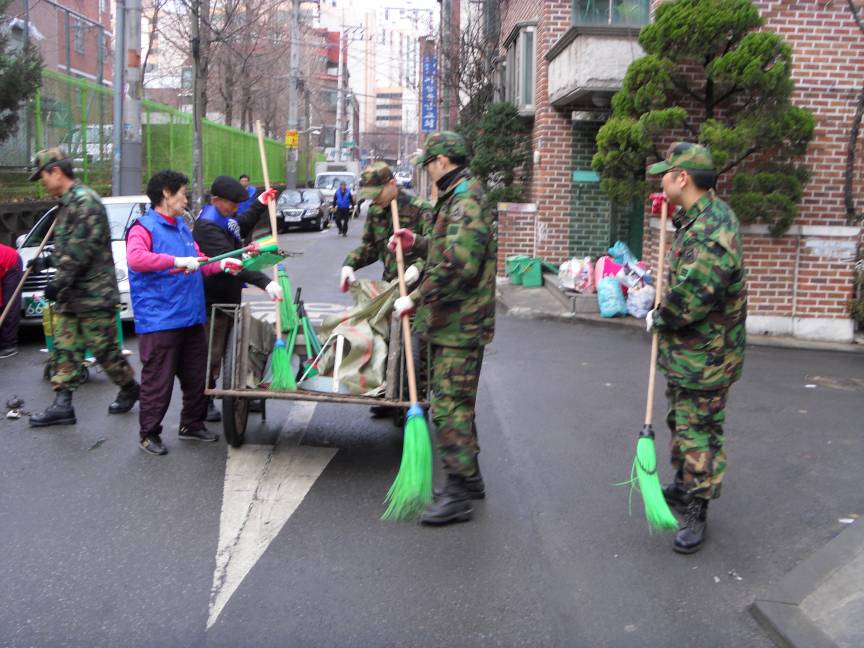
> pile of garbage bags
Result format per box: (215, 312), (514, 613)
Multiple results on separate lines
(558, 241), (656, 319)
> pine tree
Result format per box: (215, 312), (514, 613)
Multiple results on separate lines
(0, 0), (42, 145)
(592, 0), (814, 235)
(467, 102), (531, 204)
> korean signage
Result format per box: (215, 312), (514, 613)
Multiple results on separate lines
(421, 55), (438, 133)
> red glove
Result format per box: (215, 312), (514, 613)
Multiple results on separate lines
(220, 258), (243, 275)
(387, 228), (416, 253)
(650, 193), (678, 215)
(258, 188), (278, 206)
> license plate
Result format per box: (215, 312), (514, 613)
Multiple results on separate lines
(24, 296), (47, 318)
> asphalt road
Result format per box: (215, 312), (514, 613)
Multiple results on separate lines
(1, 214), (862, 647)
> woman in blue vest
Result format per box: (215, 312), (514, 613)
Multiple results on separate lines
(127, 170), (242, 456)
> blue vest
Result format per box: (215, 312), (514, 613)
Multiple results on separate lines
(335, 188), (352, 209)
(128, 209), (207, 334)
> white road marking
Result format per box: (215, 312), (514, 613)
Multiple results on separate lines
(207, 402), (337, 629)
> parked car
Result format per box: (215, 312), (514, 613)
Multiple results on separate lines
(275, 188), (328, 232)
(314, 172), (358, 206)
(15, 195), (150, 325)
(395, 170), (412, 188)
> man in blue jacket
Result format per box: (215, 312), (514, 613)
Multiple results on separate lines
(331, 181), (355, 237)
(237, 174), (257, 216)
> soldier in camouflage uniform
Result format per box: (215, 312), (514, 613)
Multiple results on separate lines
(390, 132), (497, 526)
(28, 149), (139, 428)
(341, 162), (435, 418)
(646, 143), (747, 553)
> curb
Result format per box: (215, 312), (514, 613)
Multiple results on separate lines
(496, 293), (864, 355)
(750, 519), (864, 648)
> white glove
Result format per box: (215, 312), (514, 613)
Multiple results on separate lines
(173, 256), (200, 272)
(393, 295), (415, 318)
(265, 280), (284, 301)
(404, 264), (420, 287)
(220, 258), (243, 275)
(645, 308), (655, 333)
(340, 266), (356, 292)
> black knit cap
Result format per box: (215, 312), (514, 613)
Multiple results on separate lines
(210, 175), (248, 203)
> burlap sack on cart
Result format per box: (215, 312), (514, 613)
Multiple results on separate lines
(316, 279), (399, 396)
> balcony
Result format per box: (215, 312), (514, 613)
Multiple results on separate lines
(546, 0), (647, 109)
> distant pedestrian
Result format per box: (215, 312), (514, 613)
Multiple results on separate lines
(332, 181), (355, 237)
(0, 242), (23, 358)
(127, 170), (244, 455)
(193, 175), (281, 422)
(27, 148), (139, 428)
(237, 174), (257, 216)
(646, 143), (747, 554)
(389, 131), (497, 525)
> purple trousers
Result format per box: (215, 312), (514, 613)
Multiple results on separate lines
(0, 257), (22, 348)
(138, 324), (208, 440)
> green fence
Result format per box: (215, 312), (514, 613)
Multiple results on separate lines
(1, 69), (285, 199)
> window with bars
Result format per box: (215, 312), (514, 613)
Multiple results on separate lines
(503, 25), (536, 116)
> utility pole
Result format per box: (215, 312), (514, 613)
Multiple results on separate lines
(286, 0), (300, 188)
(119, 0), (142, 194)
(111, 0), (125, 196)
(334, 11), (345, 162)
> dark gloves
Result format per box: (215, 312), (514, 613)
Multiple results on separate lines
(26, 254), (52, 272)
(43, 283), (59, 302)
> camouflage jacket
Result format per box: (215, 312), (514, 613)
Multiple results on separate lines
(408, 167), (497, 348)
(653, 192), (747, 391)
(50, 182), (120, 314)
(343, 189), (434, 282)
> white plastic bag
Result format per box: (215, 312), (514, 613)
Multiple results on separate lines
(558, 257), (594, 293)
(627, 285), (656, 319)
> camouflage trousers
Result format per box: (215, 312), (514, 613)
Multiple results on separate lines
(51, 311), (135, 392)
(665, 385), (729, 500)
(430, 344), (485, 478)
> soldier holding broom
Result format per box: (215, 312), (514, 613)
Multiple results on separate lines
(645, 143), (747, 553)
(389, 132), (497, 526)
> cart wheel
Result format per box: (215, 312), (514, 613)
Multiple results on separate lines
(223, 396), (249, 448)
(80, 365), (90, 384)
(43, 362), (51, 381)
(222, 321), (249, 447)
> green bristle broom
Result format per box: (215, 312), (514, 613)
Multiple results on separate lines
(625, 196), (678, 532)
(256, 120), (295, 391)
(382, 198), (433, 521)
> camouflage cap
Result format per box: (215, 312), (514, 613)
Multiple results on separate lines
(359, 161), (395, 201)
(28, 147), (69, 182)
(647, 142), (714, 175)
(414, 131), (468, 166)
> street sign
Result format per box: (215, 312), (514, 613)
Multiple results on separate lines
(342, 140), (355, 148)
(284, 130), (299, 149)
(421, 55), (438, 133)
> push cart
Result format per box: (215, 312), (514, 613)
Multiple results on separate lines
(205, 302), (429, 447)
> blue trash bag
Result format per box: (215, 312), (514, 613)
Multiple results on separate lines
(597, 276), (628, 318)
(608, 241), (638, 267)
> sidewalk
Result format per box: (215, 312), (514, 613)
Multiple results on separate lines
(496, 274), (864, 355)
(498, 276), (864, 648)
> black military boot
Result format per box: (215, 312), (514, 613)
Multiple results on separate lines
(420, 474), (474, 526)
(205, 396), (222, 422)
(108, 380), (139, 414)
(29, 390), (76, 427)
(434, 468), (485, 500)
(673, 498), (709, 554)
(663, 482), (691, 513)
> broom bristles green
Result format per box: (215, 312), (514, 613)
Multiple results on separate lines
(632, 433), (679, 531)
(277, 267), (298, 333)
(382, 405), (433, 521)
(269, 339), (296, 391)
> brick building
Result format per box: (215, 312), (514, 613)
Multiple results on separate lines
(495, 0), (864, 342)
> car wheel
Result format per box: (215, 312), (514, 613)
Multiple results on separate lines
(317, 217), (326, 232)
(277, 221), (288, 234)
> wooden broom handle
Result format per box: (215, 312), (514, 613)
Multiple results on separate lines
(0, 216), (59, 329)
(390, 199), (419, 405)
(255, 121), (283, 338)
(644, 199), (668, 425)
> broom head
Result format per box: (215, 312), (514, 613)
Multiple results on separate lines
(277, 266), (298, 332)
(631, 424), (679, 531)
(382, 404), (434, 521)
(269, 338), (297, 391)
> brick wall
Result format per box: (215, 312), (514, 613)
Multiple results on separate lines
(571, 122), (612, 257)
